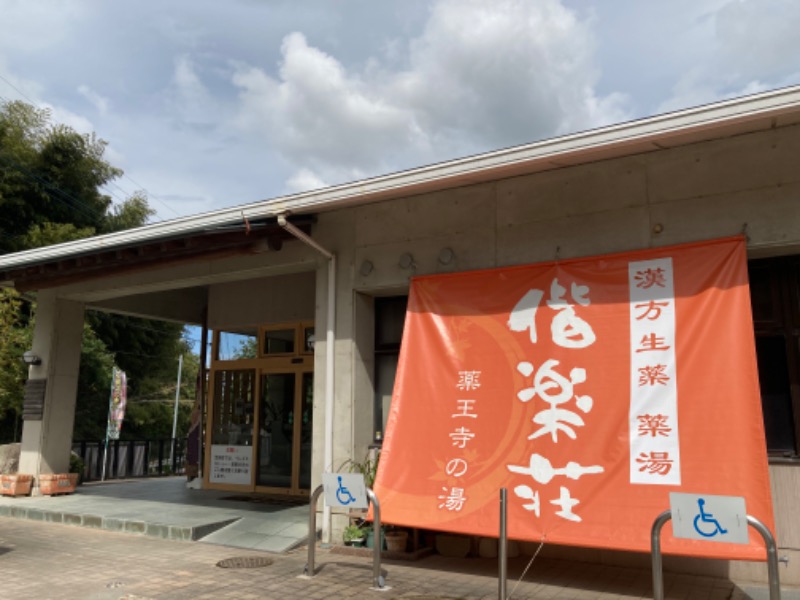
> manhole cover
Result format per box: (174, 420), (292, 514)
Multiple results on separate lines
(216, 556), (274, 569)
(393, 597), (466, 600)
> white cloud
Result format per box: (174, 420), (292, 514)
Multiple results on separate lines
(232, 0), (628, 192)
(4, 0), (800, 215)
(286, 167), (328, 193)
(44, 103), (95, 136)
(232, 33), (419, 176)
(170, 55), (217, 123)
(0, 1), (89, 55)
(399, 0), (627, 142)
(657, 0), (800, 112)
(77, 85), (109, 115)
(715, 0), (800, 83)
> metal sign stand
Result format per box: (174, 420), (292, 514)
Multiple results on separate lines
(651, 510), (781, 600)
(499, 488), (508, 600)
(304, 484), (387, 591)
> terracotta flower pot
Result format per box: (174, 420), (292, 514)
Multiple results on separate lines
(38, 473), (78, 496)
(385, 530), (408, 553)
(0, 474), (33, 497)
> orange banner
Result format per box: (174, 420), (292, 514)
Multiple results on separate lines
(374, 236), (774, 560)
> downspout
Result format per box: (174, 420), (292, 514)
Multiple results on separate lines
(277, 215), (336, 544)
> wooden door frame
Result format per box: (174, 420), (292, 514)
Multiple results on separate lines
(203, 322), (314, 494)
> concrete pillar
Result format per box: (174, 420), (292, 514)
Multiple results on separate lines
(18, 290), (85, 479)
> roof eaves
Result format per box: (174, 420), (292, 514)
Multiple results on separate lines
(2, 84), (800, 272)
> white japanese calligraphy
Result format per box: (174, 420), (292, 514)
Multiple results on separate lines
(508, 279), (596, 348)
(452, 399), (478, 418)
(550, 486), (582, 522)
(438, 486), (468, 511)
(457, 371), (482, 391)
(516, 359), (593, 441)
(507, 453), (604, 484)
(513, 485), (540, 516)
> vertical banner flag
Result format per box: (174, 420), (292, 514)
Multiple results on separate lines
(373, 237), (773, 560)
(107, 367), (127, 440)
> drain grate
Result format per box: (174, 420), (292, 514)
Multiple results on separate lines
(216, 556), (274, 569)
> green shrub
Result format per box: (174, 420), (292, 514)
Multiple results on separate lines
(69, 452), (85, 475)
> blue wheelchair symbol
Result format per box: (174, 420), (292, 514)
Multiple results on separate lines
(693, 498), (728, 538)
(335, 475), (356, 505)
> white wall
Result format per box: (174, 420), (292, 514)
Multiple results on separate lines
(208, 271), (316, 329)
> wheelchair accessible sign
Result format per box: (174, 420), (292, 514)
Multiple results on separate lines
(669, 492), (749, 545)
(322, 473), (369, 509)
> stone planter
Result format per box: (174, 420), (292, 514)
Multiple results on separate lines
(38, 473), (78, 496)
(0, 474), (33, 497)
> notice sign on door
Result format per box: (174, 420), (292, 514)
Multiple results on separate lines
(373, 236), (774, 560)
(210, 445), (252, 485)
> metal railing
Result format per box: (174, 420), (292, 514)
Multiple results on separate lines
(651, 510), (781, 600)
(72, 438), (187, 481)
(305, 484), (386, 590)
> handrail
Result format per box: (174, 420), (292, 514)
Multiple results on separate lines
(304, 484), (385, 590)
(366, 488), (385, 589)
(651, 510), (781, 600)
(305, 485), (324, 578)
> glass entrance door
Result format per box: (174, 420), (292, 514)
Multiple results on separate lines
(257, 371), (313, 492)
(299, 372), (313, 490)
(208, 369), (256, 486)
(207, 323), (314, 494)
(257, 373), (295, 489)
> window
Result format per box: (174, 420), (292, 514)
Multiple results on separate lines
(374, 296), (407, 442)
(263, 328), (295, 355)
(216, 328), (258, 361)
(748, 256), (800, 458)
(259, 323), (314, 357)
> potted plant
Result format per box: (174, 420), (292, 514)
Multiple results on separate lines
(384, 527), (409, 553)
(343, 524), (366, 547)
(338, 449), (380, 489)
(363, 523), (385, 549)
(69, 452), (85, 485)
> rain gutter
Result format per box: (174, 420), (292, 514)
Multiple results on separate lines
(277, 215), (336, 545)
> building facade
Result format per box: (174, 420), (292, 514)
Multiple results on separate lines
(2, 86), (800, 584)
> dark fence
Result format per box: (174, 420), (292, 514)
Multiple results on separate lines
(72, 439), (187, 482)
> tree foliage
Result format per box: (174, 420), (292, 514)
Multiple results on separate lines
(72, 324), (116, 440)
(84, 313), (199, 441)
(0, 102), (117, 252)
(0, 100), (194, 444)
(0, 289), (32, 441)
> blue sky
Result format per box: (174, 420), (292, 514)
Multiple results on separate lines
(1, 0), (799, 223)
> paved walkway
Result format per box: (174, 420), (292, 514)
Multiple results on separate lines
(0, 516), (793, 600)
(0, 477), (309, 552)
(0, 477), (796, 599)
